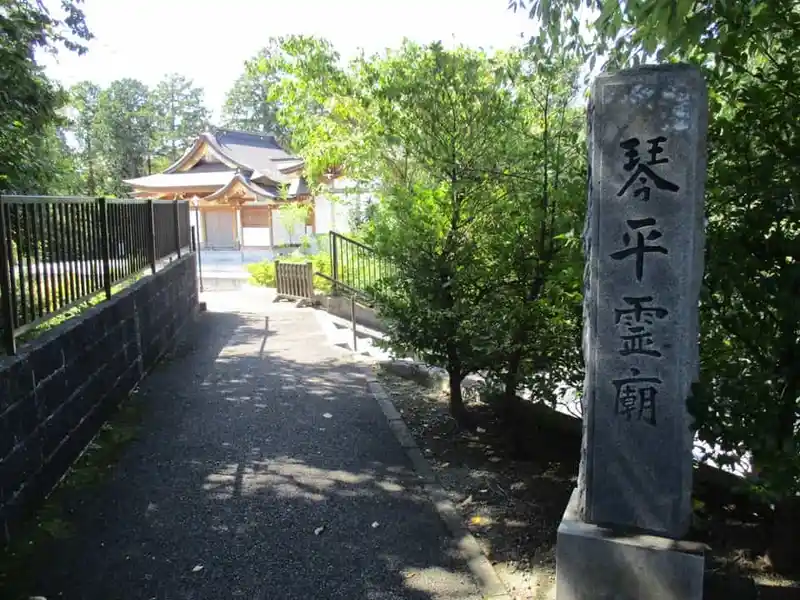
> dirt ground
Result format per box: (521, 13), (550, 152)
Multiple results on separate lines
(374, 365), (800, 600)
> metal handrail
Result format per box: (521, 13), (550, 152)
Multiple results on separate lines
(314, 271), (375, 304)
(330, 230), (375, 253)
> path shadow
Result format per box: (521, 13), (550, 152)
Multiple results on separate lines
(8, 308), (479, 600)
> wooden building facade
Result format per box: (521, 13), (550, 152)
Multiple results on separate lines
(125, 130), (314, 249)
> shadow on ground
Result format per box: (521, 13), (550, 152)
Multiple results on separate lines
(3, 310), (478, 600)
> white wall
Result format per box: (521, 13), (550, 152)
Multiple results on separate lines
(242, 227), (271, 247)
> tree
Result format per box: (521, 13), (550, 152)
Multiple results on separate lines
(0, 0), (91, 193)
(151, 73), (210, 165)
(221, 44), (286, 140)
(240, 35), (375, 185)
(93, 78), (154, 196)
(68, 81), (102, 195)
(478, 48), (586, 410)
(278, 201), (310, 245)
(364, 42), (519, 424)
(518, 0), (800, 572)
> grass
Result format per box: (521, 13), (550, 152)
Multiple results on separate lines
(1, 271), (146, 355)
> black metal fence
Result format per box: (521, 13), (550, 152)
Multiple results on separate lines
(329, 231), (393, 299)
(0, 196), (191, 355)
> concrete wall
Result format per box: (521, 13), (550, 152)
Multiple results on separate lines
(0, 254), (198, 542)
(322, 295), (387, 333)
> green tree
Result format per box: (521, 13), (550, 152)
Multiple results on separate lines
(0, 0), (91, 193)
(242, 35), (373, 184)
(478, 48), (586, 409)
(364, 42), (519, 423)
(151, 73), (210, 165)
(521, 0), (800, 571)
(93, 78), (154, 196)
(278, 201), (310, 245)
(68, 81), (103, 195)
(222, 43), (287, 140)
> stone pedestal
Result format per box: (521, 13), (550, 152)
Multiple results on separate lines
(557, 491), (705, 600)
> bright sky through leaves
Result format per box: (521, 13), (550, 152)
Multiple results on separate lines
(38, 0), (536, 119)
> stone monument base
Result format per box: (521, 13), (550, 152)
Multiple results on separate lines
(556, 489), (705, 600)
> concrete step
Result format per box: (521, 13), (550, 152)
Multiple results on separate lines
(313, 308), (391, 361)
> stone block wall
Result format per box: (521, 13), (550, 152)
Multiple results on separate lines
(0, 254), (198, 542)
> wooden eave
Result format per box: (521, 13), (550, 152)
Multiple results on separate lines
(163, 133), (243, 174)
(204, 174), (278, 203)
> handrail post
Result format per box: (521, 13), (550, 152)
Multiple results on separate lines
(331, 232), (339, 295)
(351, 294), (357, 352)
(98, 197), (112, 300)
(173, 201), (181, 258)
(0, 197), (17, 355)
(147, 199), (156, 274)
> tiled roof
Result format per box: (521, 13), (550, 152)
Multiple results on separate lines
(126, 130), (310, 198)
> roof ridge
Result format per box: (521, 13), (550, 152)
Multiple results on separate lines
(212, 127), (279, 140)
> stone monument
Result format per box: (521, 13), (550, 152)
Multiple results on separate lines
(556, 64), (708, 599)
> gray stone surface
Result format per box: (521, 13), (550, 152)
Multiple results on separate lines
(556, 491), (705, 600)
(20, 298), (482, 600)
(577, 64), (708, 538)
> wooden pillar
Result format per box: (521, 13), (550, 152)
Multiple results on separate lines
(269, 206), (276, 248)
(235, 202), (243, 249)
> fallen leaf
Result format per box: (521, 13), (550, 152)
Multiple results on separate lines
(470, 516), (487, 526)
(488, 456), (502, 463)
(314, 526), (325, 536)
(476, 427), (486, 434)
(459, 495), (474, 506)
(371, 521), (380, 528)
(191, 565), (204, 573)
(323, 413), (333, 419)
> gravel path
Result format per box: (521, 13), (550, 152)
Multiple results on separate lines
(30, 293), (481, 600)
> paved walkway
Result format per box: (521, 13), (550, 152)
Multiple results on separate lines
(31, 290), (482, 600)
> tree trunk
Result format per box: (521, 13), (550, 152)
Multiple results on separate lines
(769, 496), (800, 574)
(503, 351), (522, 403)
(447, 368), (470, 426)
(767, 355), (799, 574)
(445, 342), (470, 427)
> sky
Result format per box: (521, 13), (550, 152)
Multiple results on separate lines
(39, 0), (538, 120)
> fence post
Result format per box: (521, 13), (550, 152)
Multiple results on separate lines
(147, 199), (156, 274)
(306, 261), (314, 300)
(98, 197), (112, 300)
(173, 201), (181, 258)
(0, 197), (17, 355)
(194, 225), (204, 292)
(274, 260), (281, 296)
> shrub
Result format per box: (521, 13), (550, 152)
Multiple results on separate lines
(246, 251), (334, 293)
